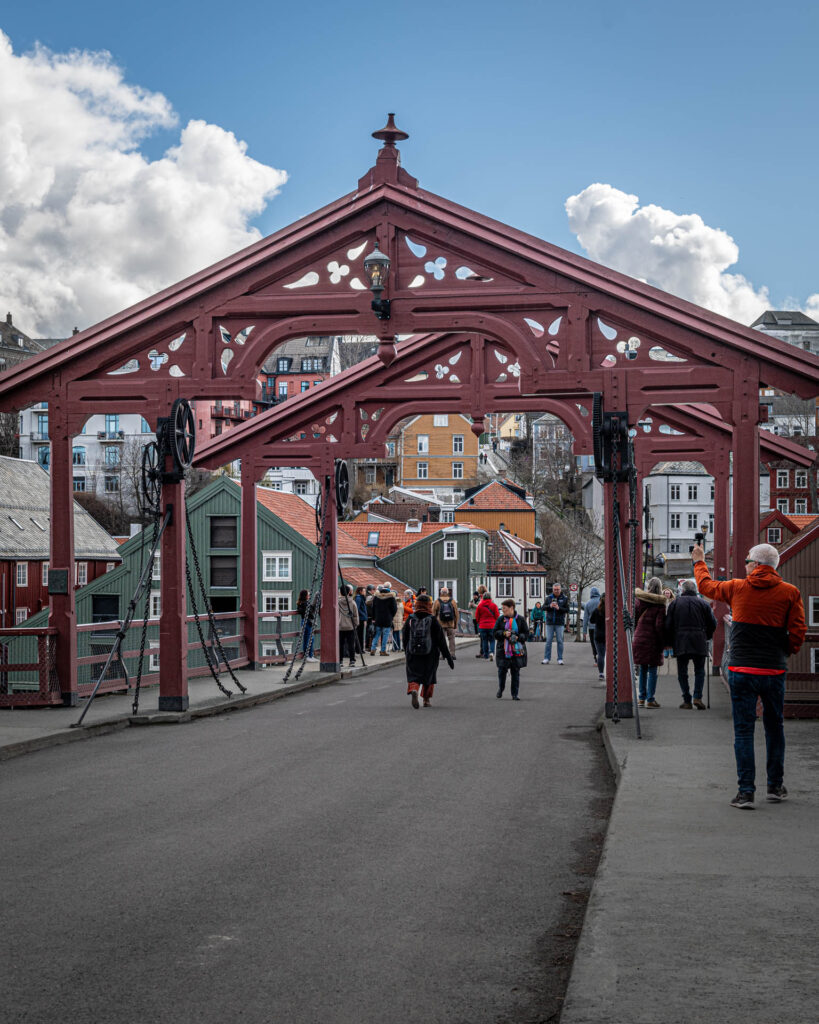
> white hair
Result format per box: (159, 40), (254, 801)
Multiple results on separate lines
(680, 579), (698, 595)
(748, 543), (780, 569)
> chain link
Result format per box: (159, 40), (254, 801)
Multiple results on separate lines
(132, 512), (160, 716)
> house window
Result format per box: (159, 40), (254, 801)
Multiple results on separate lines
(386, 441), (396, 456)
(150, 592), (161, 618)
(148, 641), (160, 672)
(211, 556), (238, 588)
(16, 562), (28, 587)
(15, 608), (28, 625)
(141, 417), (151, 433)
(796, 499), (808, 514)
(42, 562), (49, 586)
(670, 484), (680, 500)
(152, 556), (160, 581)
(523, 550), (536, 563)
(301, 382), (309, 392)
(452, 462), (464, 479)
(72, 446), (86, 466)
(417, 434), (429, 454)
(776, 470), (789, 488)
(687, 513), (698, 530)
(708, 513), (714, 534)
(76, 562), (88, 586)
(365, 466), (376, 484)
(263, 551), (292, 582)
(210, 516), (238, 548)
(433, 415), (449, 427)
(300, 357), (324, 372)
(670, 513), (681, 530)
(106, 562), (116, 573)
(441, 511), (454, 522)
(38, 447), (50, 470)
(767, 528), (782, 544)
(105, 414), (119, 435)
(710, 483), (715, 500)
(453, 435), (464, 454)
(366, 531), (380, 547)
(104, 475), (119, 493)
(105, 446), (120, 465)
(687, 484), (698, 501)
(796, 471), (808, 489)
(277, 357), (290, 372)
(496, 577), (513, 597)
(36, 412), (48, 437)
(809, 597), (819, 627)
(777, 499), (789, 513)
(529, 577), (542, 598)
(417, 462), (428, 479)
(669, 543), (680, 553)
(444, 540), (457, 559)
(278, 382), (288, 399)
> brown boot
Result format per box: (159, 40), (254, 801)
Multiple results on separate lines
(693, 698), (706, 710)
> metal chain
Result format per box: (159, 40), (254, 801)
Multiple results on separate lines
(132, 512), (160, 715)
(610, 424), (621, 724)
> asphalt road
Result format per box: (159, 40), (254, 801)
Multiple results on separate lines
(3, 652), (613, 1024)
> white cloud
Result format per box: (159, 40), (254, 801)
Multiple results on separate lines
(0, 31), (287, 336)
(565, 183), (770, 325)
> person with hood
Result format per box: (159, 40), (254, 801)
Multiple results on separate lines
(370, 584), (398, 656)
(530, 601), (544, 640)
(432, 587), (459, 659)
(692, 541), (805, 809)
(475, 591), (500, 660)
(665, 579), (717, 709)
(391, 589), (404, 651)
(590, 594), (606, 681)
(583, 587), (601, 663)
(354, 586), (369, 658)
(493, 598), (530, 700)
(338, 585), (360, 668)
(632, 577), (668, 708)
(402, 593), (454, 708)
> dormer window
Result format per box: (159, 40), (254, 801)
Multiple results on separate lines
(367, 531), (380, 546)
(523, 550), (536, 564)
(405, 519), (422, 533)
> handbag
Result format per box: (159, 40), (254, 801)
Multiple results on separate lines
(508, 616), (528, 667)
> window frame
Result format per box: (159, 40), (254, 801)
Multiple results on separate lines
(452, 434), (464, 454)
(76, 562), (88, 586)
(262, 551), (292, 582)
(776, 469), (789, 488)
(443, 539), (457, 560)
(417, 434), (429, 454)
(670, 484), (680, 501)
(767, 527), (782, 544)
(16, 562), (28, 587)
(670, 513), (681, 530)
(496, 576), (513, 598)
(417, 462), (428, 480)
(452, 462), (464, 479)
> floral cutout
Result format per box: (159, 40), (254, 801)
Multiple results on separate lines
(283, 271), (320, 290)
(507, 362), (521, 377)
(328, 260), (350, 284)
(424, 257), (447, 280)
(148, 350), (168, 371)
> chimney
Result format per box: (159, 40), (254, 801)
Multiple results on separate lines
(5, 312), (11, 325)
(72, 327), (79, 335)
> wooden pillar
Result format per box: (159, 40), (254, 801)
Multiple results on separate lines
(711, 447), (731, 667)
(240, 459), (259, 669)
(319, 468), (339, 673)
(731, 398), (761, 576)
(158, 454), (188, 712)
(48, 404), (77, 706)
(603, 477), (633, 719)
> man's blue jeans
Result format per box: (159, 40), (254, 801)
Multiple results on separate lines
(543, 624), (564, 662)
(371, 625), (391, 653)
(727, 669), (786, 794)
(479, 628), (496, 658)
(638, 665), (658, 702)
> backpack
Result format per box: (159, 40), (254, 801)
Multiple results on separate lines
(408, 615), (433, 655)
(439, 600), (455, 623)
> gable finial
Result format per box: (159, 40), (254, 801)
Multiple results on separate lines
(372, 113), (409, 149)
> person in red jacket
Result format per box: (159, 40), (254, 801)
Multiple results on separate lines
(475, 592), (500, 660)
(692, 541), (806, 809)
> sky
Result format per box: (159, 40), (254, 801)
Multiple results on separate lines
(2, 0), (818, 337)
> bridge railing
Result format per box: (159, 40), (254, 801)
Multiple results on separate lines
(258, 611), (320, 665)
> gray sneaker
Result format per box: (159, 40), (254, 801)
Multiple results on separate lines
(766, 785), (788, 802)
(730, 791), (754, 809)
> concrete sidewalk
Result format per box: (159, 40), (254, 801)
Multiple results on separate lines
(0, 636), (478, 761)
(562, 671), (819, 1024)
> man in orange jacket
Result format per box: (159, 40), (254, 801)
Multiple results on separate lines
(692, 541), (806, 809)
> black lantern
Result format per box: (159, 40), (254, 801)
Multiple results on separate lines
(363, 243), (391, 320)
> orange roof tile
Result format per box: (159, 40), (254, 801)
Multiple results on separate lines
(787, 514), (818, 531)
(255, 487), (370, 556)
(456, 480), (532, 512)
(340, 521), (449, 557)
(341, 567), (411, 593)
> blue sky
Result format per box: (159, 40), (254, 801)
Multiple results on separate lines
(2, 1), (818, 334)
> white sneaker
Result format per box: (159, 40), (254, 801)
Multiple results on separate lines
(541, 659), (550, 664)
(306, 656), (317, 662)
(558, 659), (564, 665)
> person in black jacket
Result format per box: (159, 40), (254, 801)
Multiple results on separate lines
(370, 583), (398, 656)
(590, 594), (606, 681)
(665, 579), (717, 709)
(402, 593), (454, 708)
(493, 599), (530, 700)
(542, 582), (570, 665)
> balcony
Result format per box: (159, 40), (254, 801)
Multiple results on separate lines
(29, 432), (49, 443)
(211, 405), (243, 420)
(97, 430), (125, 441)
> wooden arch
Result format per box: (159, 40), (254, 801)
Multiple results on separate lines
(2, 116), (818, 714)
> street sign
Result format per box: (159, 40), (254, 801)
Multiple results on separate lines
(569, 583), (578, 593)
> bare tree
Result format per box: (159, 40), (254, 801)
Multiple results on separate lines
(337, 334), (379, 372)
(539, 509), (606, 639)
(0, 350), (27, 457)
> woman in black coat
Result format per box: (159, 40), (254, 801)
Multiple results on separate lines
(590, 595), (606, 681)
(665, 579), (717, 709)
(402, 593), (454, 708)
(493, 598), (530, 700)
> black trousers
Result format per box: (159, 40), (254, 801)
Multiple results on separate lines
(340, 630), (357, 662)
(497, 662), (521, 698)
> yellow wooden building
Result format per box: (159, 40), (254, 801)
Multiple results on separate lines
(398, 414), (479, 490)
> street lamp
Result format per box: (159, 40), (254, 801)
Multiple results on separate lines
(363, 243), (391, 320)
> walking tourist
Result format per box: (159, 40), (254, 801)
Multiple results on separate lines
(296, 589), (316, 662)
(354, 586), (369, 657)
(475, 591), (499, 659)
(632, 577), (668, 708)
(530, 601), (544, 640)
(493, 599), (530, 700)
(542, 582), (569, 665)
(665, 579), (717, 709)
(692, 541), (806, 809)
(468, 591), (481, 635)
(370, 584), (398, 656)
(365, 584), (376, 649)
(391, 588), (404, 651)
(583, 587), (601, 663)
(432, 587), (459, 659)
(338, 585), (359, 668)
(590, 594), (606, 680)
(402, 593), (454, 708)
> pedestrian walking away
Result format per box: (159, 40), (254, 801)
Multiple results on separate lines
(338, 584), (360, 667)
(370, 584), (398, 656)
(583, 587), (601, 663)
(364, 584), (376, 650)
(493, 599), (530, 699)
(590, 594), (606, 680)
(692, 541), (806, 809)
(542, 582), (569, 664)
(296, 589), (317, 661)
(632, 577), (668, 708)
(354, 586), (369, 659)
(391, 588), (404, 651)
(468, 590), (481, 636)
(402, 593), (454, 707)
(475, 591), (499, 660)
(432, 587), (459, 659)
(665, 578), (716, 709)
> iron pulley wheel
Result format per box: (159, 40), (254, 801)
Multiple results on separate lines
(141, 442), (162, 515)
(335, 460), (350, 510)
(170, 397), (196, 471)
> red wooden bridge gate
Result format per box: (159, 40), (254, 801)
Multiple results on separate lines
(2, 116), (818, 715)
